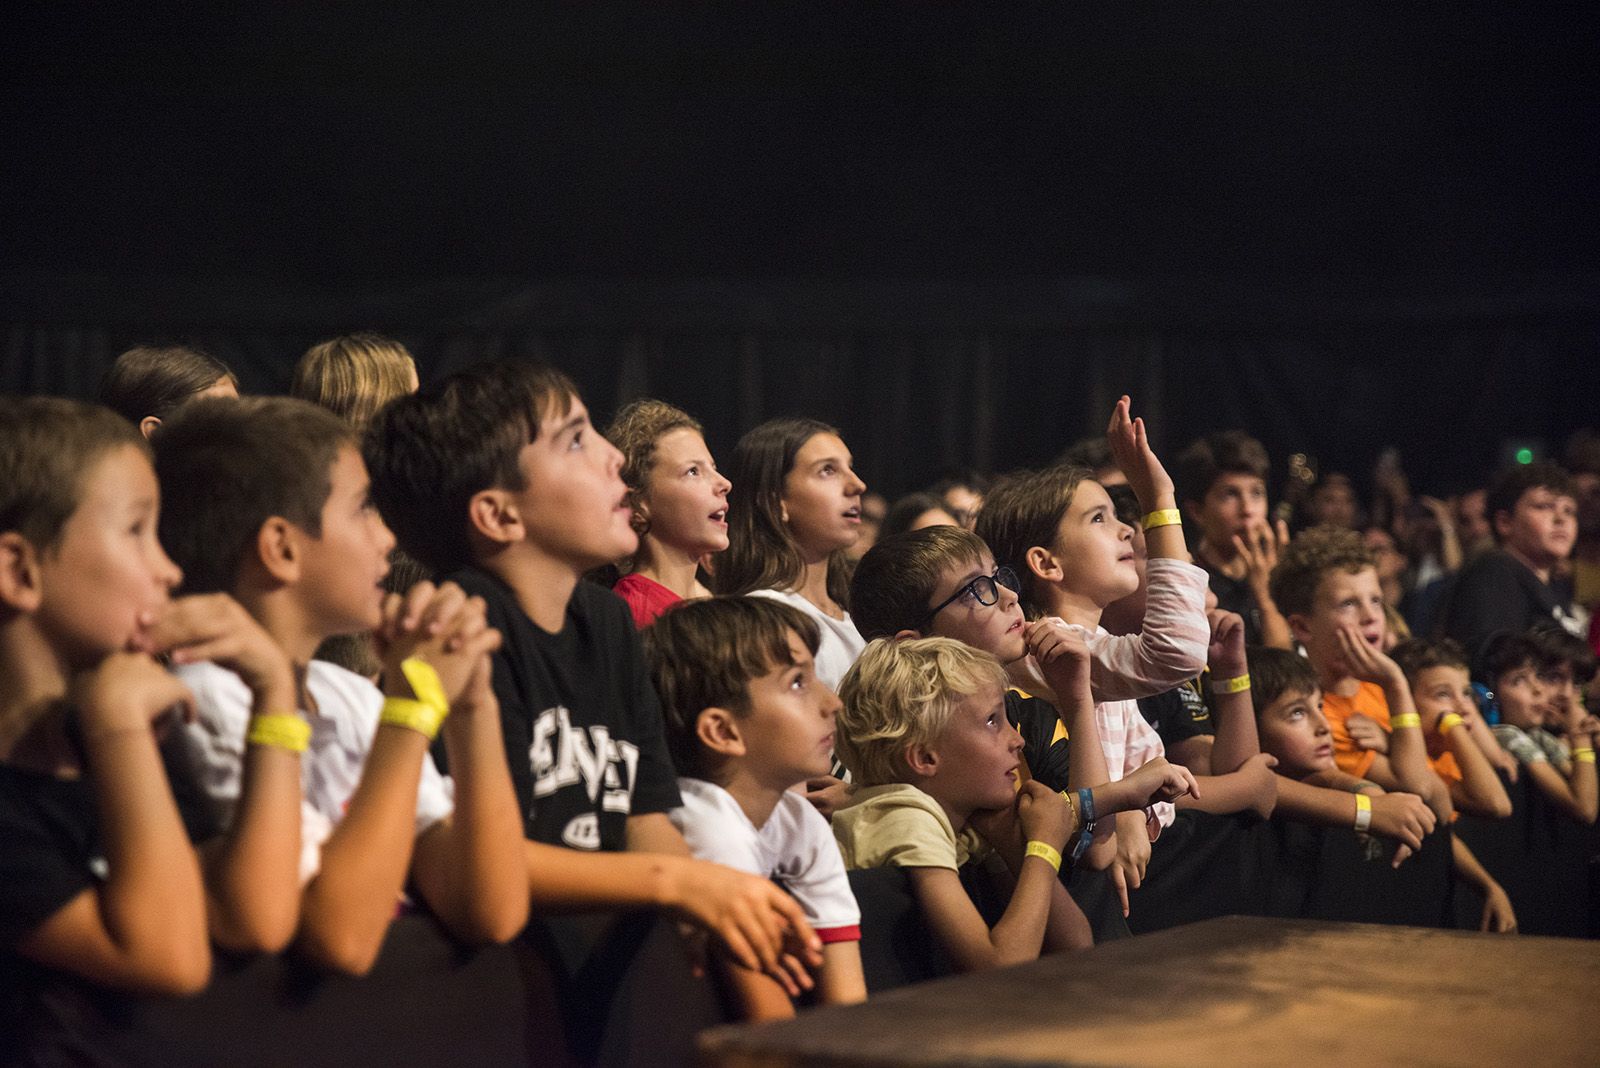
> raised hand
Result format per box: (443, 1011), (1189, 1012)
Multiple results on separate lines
(1232, 518), (1291, 592)
(1334, 625), (1403, 688)
(1105, 395), (1175, 509)
(1024, 618), (1091, 700)
(377, 581), (502, 709)
(1205, 609), (1249, 678)
(148, 593), (295, 707)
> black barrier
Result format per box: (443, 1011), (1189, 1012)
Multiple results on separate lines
(1452, 772), (1596, 938)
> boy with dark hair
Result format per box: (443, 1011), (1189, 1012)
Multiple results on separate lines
(1247, 645), (1436, 866)
(1387, 638), (1512, 818)
(156, 396), (528, 975)
(1268, 527), (1454, 824)
(1175, 429), (1292, 649)
(1439, 462), (1583, 652)
(645, 596), (865, 1019)
(1478, 631), (1598, 823)
(0, 398), (211, 1035)
(364, 360), (820, 989)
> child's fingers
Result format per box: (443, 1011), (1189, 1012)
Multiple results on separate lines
(778, 952), (814, 994)
(417, 584), (469, 637)
(1111, 865), (1130, 917)
(1390, 842), (1414, 868)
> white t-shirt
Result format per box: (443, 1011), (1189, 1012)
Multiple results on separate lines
(745, 588), (866, 693)
(172, 659), (455, 883)
(669, 777), (861, 941)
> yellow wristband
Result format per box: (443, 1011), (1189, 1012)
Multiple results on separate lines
(1437, 713), (1464, 735)
(246, 713), (310, 753)
(1389, 713), (1422, 730)
(1353, 791), (1373, 832)
(1575, 748), (1596, 764)
(1024, 839), (1063, 873)
(1141, 508), (1183, 531)
(1211, 674), (1251, 694)
(380, 697), (449, 740)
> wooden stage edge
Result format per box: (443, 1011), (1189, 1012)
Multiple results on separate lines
(698, 916), (1600, 1068)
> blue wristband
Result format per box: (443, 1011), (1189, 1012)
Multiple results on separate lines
(1077, 787), (1097, 826)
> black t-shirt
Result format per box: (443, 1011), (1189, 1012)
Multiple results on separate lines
(1137, 677), (1215, 751)
(1006, 689), (1071, 793)
(1439, 548), (1581, 656)
(1200, 562), (1265, 646)
(0, 764), (100, 950)
(449, 568), (681, 852)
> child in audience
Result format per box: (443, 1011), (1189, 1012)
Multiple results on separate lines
(1440, 462), (1583, 651)
(0, 398), (210, 1019)
(646, 597), (866, 1018)
(290, 331), (427, 677)
(1268, 526), (1455, 824)
(1175, 429), (1293, 649)
(1478, 631), (1598, 823)
(156, 396), (528, 974)
(976, 397), (1212, 909)
(363, 361), (821, 991)
(878, 493), (958, 541)
(832, 637), (1195, 969)
(604, 399), (732, 627)
(290, 332), (420, 432)
(714, 417), (868, 693)
(1382, 639), (1513, 818)
(98, 344), (238, 439)
(1249, 645), (1510, 926)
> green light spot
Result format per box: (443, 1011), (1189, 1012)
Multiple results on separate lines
(1516, 448), (1534, 465)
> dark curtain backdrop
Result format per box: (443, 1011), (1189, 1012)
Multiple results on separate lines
(5, 272), (1597, 499)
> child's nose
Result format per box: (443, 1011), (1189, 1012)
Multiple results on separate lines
(846, 470), (867, 496)
(715, 472), (732, 496)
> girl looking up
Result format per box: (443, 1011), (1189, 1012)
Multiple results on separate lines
(715, 417), (868, 693)
(605, 399), (732, 628)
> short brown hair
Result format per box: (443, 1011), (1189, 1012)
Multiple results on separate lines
(1268, 526), (1376, 619)
(291, 333), (418, 431)
(1176, 431), (1269, 506)
(1485, 461), (1575, 542)
(1390, 637), (1470, 684)
(155, 397), (355, 595)
(364, 360), (578, 576)
(849, 526), (990, 640)
(643, 596), (820, 780)
(0, 397), (147, 552)
(1247, 645), (1320, 714)
(98, 345), (236, 426)
(836, 637), (1007, 787)
(974, 465), (1088, 616)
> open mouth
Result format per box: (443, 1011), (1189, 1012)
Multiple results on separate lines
(842, 506), (861, 522)
(709, 507), (728, 524)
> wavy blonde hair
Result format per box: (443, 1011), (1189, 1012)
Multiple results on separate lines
(835, 636), (1007, 787)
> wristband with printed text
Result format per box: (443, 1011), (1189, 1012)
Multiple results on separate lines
(1024, 839), (1063, 873)
(1211, 674), (1251, 695)
(1141, 508), (1183, 531)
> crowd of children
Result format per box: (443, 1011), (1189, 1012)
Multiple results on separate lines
(2, 337), (1595, 1061)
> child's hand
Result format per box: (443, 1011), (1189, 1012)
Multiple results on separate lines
(1109, 816), (1151, 918)
(71, 652), (197, 739)
(1346, 713), (1389, 754)
(1367, 790), (1436, 857)
(149, 593), (296, 707)
(803, 775), (852, 820)
(1204, 609), (1249, 678)
(1237, 752), (1280, 820)
(1119, 756), (1201, 809)
(1024, 618), (1091, 701)
(378, 582), (503, 709)
(1480, 883), (1518, 934)
(1334, 625), (1403, 688)
(1232, 518), (1291, 596)
(1488, 741), (1520, 783)
(1014, 780), (1074, 851)
(968, 791), (1024, 856)
(668, 859), (823, 996)
(1571, 713), (1600, 746)
(1105, 395), (1175, 508)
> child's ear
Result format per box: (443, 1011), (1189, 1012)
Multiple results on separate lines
(0, 532), (44, 613)
(1286, 612), (1313, 647)
(138, 415), (162, 440)
(903, 741), (938, 777)
(695, 707), (746, 758)
(254, 517), (301, 584)
(468, 489), (525, 547)
(892, 628), (924, 642)
(1025, 544), (1062, 585)
(1491, 509), (1514, 543)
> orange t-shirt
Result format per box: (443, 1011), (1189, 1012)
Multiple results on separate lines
(1322, 681), (1461, 784)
